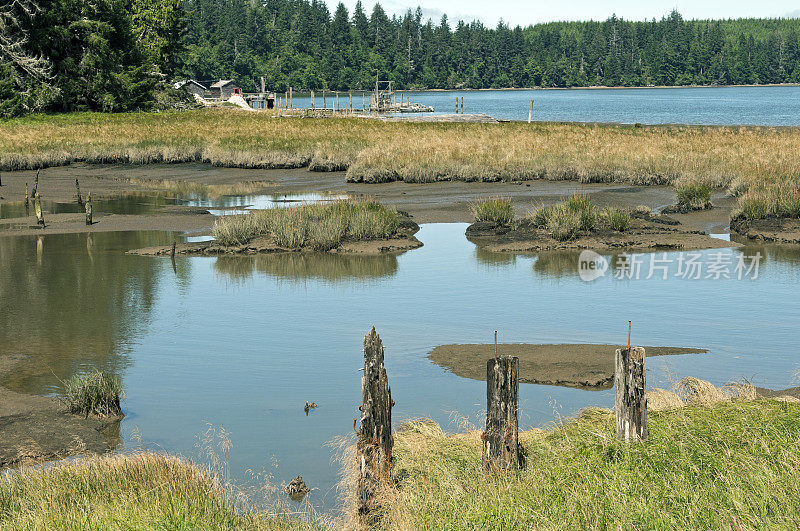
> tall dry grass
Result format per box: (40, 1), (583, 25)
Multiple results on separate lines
(0, 452), (310, 529)
(3, 111), (800, 217)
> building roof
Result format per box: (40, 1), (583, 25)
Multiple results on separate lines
(173, 79), (208, 90)
(210, 80), (236, 88)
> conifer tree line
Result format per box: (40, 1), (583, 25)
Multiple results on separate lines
(2, 0), (800, 116)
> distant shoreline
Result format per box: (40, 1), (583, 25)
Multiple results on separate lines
(399, 83), (800, 93)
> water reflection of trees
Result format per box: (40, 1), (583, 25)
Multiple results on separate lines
(213, 252), (399, 283)
(0, 231), (175, 395)
(532, 251), (582, 277)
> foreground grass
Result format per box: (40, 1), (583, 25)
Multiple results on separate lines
(381, 400), (800, 529)
(212, 199), (400, 249)
(0, 453), (306, 530)
(2, 111), (800, 216)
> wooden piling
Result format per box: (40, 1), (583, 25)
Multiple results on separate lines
(483, 356), (520, 472)
(460, 96), (464, 113)
(528, 99), (534, 123)
(32, 170), (39, 197)
(349, 91), (352, 113)
(356, 327), (393, 524)
(85, 193), (92, 225)
(75, 178), (82, 206)
(34, 193), (44, 227)
(311, 90), (315, 110)
(24, 182), (29, 211)
(289, 86), (293, 108)
(614, 347), (648, 441)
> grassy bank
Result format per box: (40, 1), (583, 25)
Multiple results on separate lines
(2, 110), (799, 218)
(212, 200), (400, 249)
(377, 399), (800, 529)
(0, 453), (307, 529)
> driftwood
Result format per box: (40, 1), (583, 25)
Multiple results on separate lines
(356, 327), (393, 524)
(615, 347), (648, 441)
(483, 356), (520, 471)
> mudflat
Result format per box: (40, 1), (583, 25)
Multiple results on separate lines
(1, 163), (735, 236)
(428, 343), (708, 389)
(0, 354), (120, 469)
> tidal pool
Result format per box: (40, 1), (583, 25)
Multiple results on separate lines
(1, 224), (798, 512)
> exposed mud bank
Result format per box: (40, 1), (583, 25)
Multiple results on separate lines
(730, 217), (800, 244)
(0, 355), (121, 469)
(466, 215), (737, 253)
(428, 344), (707, 390)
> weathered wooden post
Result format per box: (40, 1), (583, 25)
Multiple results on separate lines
(24, 182), (29, 214)
(460, 96), (464, 113)
(614, 346), (648, 441)
(455, 96), (459, 113)
(323, 91), (326, 109)
(483, 352), (520, 472)
(349, 91), (352, 113)
(311, 90), (315, 110)
(34, 193), (44, 227)
(289, 86), (293, 108)
(75, 178), (82, 206)
(528, 99), (534, 123)
(85, 193), (92, 225)
(356, 327), (393, 524)
(32, 170), (39, 197)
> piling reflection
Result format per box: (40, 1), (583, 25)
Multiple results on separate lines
(0, 231), (176, 395)
(213, 252), (399, 283)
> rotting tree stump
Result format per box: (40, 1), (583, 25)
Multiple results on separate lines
(615, 347), (648, 441)
(483, 356), (520, 472)
(356, 327), (393, 524)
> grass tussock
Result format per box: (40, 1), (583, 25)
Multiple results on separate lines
(212, 200), (400, 248)
(0, 453), (306, 530)
(676, 182), (712, 209)
(374, 399), (800, 529)
(603, 206), (631, 231)
(529, 193), (600, 241)
(63, 369), (122, 418)
(735, 185), (800, 221)
(470, 197), (513, 225)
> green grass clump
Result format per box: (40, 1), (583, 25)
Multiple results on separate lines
(212, 200), (400, 250)
(676, 183), (712, 208)
(212, 215), (257, 246)
(63, 369), (122, 418)
(471, 197), (514, 225)
(603, 207), (631, 231)
(381, 400), (800, 529)
(529, 193), (597, 240)
(0, 453), (306, 529)
(546, 203), (581, 241)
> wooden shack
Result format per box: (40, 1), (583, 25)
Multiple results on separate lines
(209, 80), (240, 100)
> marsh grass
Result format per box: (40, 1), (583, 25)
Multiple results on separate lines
(0, 453), (309, 530)
(63, 369), (122, 418)
(530, 193), (598, 241)
(736, 185), (800, 220)
(470, 197), (514, 225)
(375, 400), (800, 529)
(676, 182), (712, 209)
(129, 178), (274, 197)
(212, 200), (400, 248)
(4, 111), (800, 218)
(603, 206), (631, 231)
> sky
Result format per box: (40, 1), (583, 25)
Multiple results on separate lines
(326, 0), (800, 27)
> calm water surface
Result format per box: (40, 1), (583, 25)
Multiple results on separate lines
(290, 86), (800, 125)
(1, 224), (799, 511)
